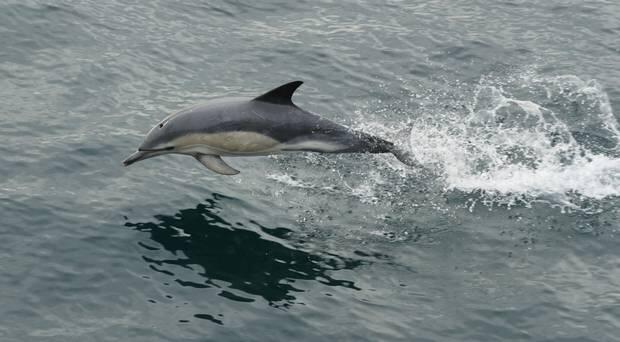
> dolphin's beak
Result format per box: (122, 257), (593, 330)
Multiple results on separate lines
(122, 150), (151, 167)
(123, 147), (175, 167)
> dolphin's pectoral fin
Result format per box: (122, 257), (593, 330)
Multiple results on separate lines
(195, 154), (240, 175)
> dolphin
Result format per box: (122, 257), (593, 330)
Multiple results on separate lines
(122, 81), (416, 175)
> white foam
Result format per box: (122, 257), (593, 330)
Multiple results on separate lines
(450, 154), (620, 199)
(406, 73), (620, 211)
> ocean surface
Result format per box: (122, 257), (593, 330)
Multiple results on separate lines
(2, 0), (620, 341)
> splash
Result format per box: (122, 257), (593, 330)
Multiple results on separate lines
(409, 73), (620, 212)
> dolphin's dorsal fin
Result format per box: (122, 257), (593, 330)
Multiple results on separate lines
(252, 81), (303, 105)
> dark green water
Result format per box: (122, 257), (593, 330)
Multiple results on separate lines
(2, 1), (620, 341)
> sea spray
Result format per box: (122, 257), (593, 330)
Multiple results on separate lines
(408, 73), (620, 213)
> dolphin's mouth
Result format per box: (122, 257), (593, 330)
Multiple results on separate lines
(123, 150), (149, 167)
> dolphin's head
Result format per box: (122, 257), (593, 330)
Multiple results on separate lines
(122, 116), (178, 167)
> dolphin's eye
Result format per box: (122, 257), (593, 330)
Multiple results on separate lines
(159, 123), (163, 128)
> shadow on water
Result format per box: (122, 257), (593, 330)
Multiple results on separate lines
(124, 193), (363, 311)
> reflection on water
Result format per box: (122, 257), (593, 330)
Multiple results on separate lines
(125, 194), (363, 308)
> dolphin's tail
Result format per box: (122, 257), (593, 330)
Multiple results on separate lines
(358, 133), (420, 167)
(389, 146), (420, 167)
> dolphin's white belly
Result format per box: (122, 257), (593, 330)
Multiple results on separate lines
(172, 131), (346, 156)
(172, 132), (281, 155)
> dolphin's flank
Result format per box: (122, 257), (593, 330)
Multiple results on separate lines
(122, 81), (418, 175)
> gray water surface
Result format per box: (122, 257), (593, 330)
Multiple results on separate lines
(2, 1), (620, 341)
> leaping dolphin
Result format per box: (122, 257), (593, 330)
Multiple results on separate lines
(122, 81), (416, 175)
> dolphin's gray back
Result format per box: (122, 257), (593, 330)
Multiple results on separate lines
(160, 97), (391, 153)
(193, 98), (341, 141)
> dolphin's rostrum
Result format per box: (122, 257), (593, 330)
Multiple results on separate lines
(123, 81), (417, 175)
